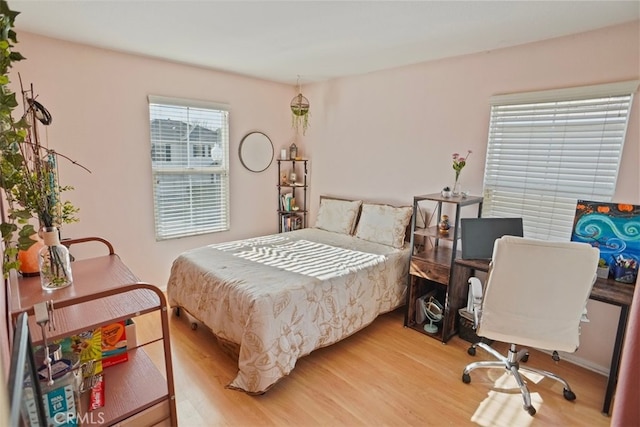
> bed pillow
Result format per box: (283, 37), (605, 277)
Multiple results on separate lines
(314, 198), (363, 235)
(355, 203), (413, 248)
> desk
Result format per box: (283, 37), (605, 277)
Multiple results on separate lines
(453, 258), (634, 415)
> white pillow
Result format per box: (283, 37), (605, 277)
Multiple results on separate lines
(355, 203), (413, 248)
(314, 199), (362, 235)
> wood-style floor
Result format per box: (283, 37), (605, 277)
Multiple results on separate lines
(138, 308), (611, 426)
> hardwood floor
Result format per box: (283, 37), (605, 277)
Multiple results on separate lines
(138, 308), (611, 426)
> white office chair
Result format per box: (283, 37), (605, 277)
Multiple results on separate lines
(461, 236), (599, 416)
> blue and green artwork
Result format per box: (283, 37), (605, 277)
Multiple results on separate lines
(572, 200), (639, 283)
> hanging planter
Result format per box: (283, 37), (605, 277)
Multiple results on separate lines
(290, 92), (310, 135)
(290, 76), (310, 136)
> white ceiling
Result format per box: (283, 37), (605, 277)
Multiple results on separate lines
(10, 1), (640, 85)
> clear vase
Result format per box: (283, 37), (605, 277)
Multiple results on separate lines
(453, 179), (462, 196)
(38, 226), (73, 291)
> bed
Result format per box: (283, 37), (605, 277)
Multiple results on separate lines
(166, 198), (413, 393)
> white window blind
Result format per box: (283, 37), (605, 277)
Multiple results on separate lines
(483, 81), (638, 241)
(148, 95), (230, 240)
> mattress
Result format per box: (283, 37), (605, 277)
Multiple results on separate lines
(166, 227), (410, 393)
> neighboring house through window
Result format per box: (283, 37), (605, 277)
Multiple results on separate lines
(148, 95), (230, 240)
(483, 80), (638, 241)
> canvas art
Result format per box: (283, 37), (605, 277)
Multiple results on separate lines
(571, 200), (640, 283)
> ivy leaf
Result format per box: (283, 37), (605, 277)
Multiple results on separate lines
(0, 221), (17, 240)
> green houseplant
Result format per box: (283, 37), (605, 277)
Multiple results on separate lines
(290, 92), (310, 135)
(0, 0), (81, 281)
(290, 76), (310, 135)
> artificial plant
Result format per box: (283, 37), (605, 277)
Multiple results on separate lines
(0, 0), (83, 275)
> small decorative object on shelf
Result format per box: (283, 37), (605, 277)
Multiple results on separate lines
(452, 150), (472, 196)
(596, 258), (610, 279)
(289, 142), (298, 160)
(612, 254), (638, 284)
(281, 148), (288, 160)
(438, 215), (451, 235)
(18, 233), (45, 277)
(441, 186), (452, 198)
(423, 297), (444, 334)
(39, 226), (73, 290)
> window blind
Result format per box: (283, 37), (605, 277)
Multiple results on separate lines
(148, 95), (230, 240)
(483, 81), (638, 241)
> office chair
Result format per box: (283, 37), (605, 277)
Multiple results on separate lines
(461, 236), (599, 416)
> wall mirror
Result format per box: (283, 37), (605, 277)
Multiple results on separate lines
(239, 131), (274, 173)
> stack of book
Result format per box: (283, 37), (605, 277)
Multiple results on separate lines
(281, 214), (302, 232)
(280, 193), (296, 211)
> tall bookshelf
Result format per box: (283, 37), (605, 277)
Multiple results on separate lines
(277, 159), (308, 232)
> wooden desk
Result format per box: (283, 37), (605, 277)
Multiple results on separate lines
(453, 258), (634, 415)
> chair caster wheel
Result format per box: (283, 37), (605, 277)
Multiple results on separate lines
(522, 353), (529, 363)
(525, 405), (536, 416)
(563, 388), (576, 401)
(462, 373), (471, 384)
(467, 347), (476, 356)
(191, 322), (198, 330)
(552, 350), (560, 362)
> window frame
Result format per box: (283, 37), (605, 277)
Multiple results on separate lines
(148, 95), (230, 240)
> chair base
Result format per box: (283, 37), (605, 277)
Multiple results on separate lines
(461, 342), (576, 416)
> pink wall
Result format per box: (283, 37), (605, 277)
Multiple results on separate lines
(10, 32), (296, 292)
(302, 21), (639, 372)
(8, 21), (639, 373)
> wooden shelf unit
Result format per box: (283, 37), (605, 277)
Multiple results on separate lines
(7, 237), (177, 426)
(277, 159), (309, 232)
(404, 193), (483, 343)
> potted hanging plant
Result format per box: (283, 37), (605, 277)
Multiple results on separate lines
(0, 1), (85, 288)
(290, 77), (310, 136)
(290, 92), (310, 135)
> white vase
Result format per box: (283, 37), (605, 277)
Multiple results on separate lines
(38, 226), (73, 291)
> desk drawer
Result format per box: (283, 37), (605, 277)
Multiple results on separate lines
(410, 258), (450, 284)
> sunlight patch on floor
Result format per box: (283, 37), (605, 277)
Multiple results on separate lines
(471, 372), (543, 427)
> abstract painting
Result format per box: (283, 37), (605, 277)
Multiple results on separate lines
(571, 200), (640, 282)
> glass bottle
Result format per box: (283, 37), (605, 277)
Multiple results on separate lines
(453, 178), (462, 196)
(39, 226), (73, 291)
(37, 358), (80, 426)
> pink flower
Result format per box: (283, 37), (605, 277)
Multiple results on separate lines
(452, 150), (472, 179)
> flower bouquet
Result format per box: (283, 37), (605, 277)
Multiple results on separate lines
(452, 150), (472, 195)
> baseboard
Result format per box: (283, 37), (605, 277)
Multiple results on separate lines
(538, 349), (609, 377)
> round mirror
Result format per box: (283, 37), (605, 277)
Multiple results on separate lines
(239, 131), (274, 173)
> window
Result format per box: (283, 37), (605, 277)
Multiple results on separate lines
(483, 81), (638, 241)
(191, 144), (211, 158)
(148, 95), (230, 240)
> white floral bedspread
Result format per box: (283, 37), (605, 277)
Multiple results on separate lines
(166, 228), (410, 393)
